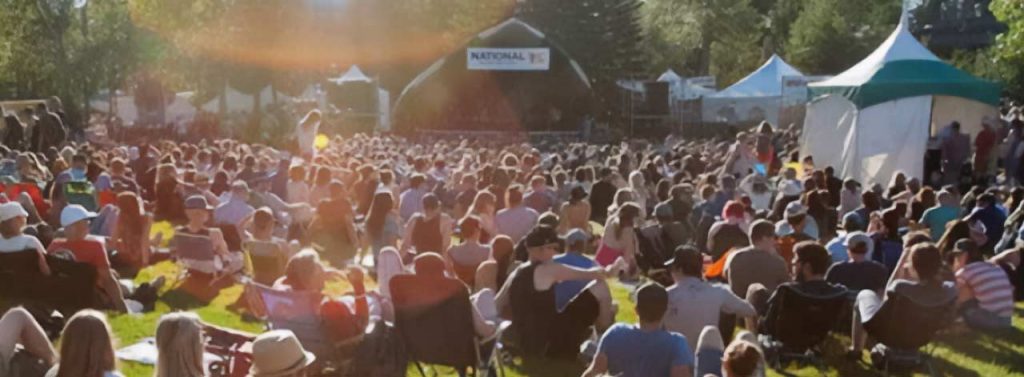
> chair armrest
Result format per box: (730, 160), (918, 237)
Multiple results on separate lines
(481, 320), (513, 344)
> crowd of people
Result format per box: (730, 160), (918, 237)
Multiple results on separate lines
(0, 99), (1022, 377)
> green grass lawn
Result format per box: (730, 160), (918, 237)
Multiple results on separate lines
(105, 261), (1024, 377)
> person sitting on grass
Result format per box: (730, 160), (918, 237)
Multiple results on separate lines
(0, 307), (57, 376)
(952, 239), (1015, 331)
(48, 204), (128, 312)
(496, 226), (624, 359)
(175, 195), (243, 276)
(46, 310), (123, 377)
(274, 250), (369, 347)
(583, 283), (694, 377)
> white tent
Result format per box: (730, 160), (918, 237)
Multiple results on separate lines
(657, 69), (716, 101)
(702, 54), (804, 126)
(89, 91), (197, 126)
(201, 85), (287, 113)
(330, 65), (373, 84)
(800, 14), (1001, 186)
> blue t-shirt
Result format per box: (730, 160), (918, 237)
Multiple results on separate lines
(598, 323), (693, 377)
(553, 252), (596, 312)
(919, 206), (958, 241)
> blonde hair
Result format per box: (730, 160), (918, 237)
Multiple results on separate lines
(55, 310), (117, 377)
(155, 312), (204, 377)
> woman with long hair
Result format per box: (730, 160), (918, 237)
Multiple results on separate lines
(475, 235), (516, 293)
(597, 202), (641, 271)
(910, 187), (937, 223)
(154, 312), (204, 377)
(559, 186), (592, 235)
(466, 191), (497, 243)
(153, 163), (186, 224)
(109, 192), (153, 275)
(49, 310), (121, 377)
(364, 191), (400, 264)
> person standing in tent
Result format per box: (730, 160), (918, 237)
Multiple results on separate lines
(295, 109), (321, 160)
(941, 121), (970, 186)
(974, 116), (998, 184)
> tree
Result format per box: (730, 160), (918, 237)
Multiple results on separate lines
(987, 0), (1024, 98)
(785, 0), (900, 74)
(518, 0), (646, 120)
(641, 0), (764, 85)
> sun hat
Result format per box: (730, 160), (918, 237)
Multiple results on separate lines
(0, 202), (28, 222)
(784, 202), (807, 219)
(248, 330), (315, 377)
(60, 204), (97, 227)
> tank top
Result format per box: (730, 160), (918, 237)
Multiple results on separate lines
(411, 215), (443, 254)
(711, 223), (750, 261)
(509, 262), (557, 356)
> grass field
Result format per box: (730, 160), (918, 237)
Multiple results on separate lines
(102, 261), (1024, 377)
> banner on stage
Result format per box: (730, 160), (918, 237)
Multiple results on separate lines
(467, 48), (550, 71)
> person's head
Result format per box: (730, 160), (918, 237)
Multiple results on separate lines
(530, 175), (546, 190)
(248, 330), (315, 377)
(506, 185), (524, 207)
(490, 235), (514, 261)
(845, 232), (873, 260)
(0, 202), (29, 236)
(368, 191), (395, 223)
(183, 195), (213, 226)
(284, 249), (326, 292)
(55, 310), (116, 377)
(422, 193), (440, 216)
(937, 190), (955, 207)
(653, 202), (674, 223)
(458, 215), (481, 240)
(723, 200), (745, 222)
(155, 312), (204, 377)
(977, 193), (997, 209)
(722, 340), (764, 377)
(666, 245), (703, 279)
(409, 173), (426, 189)
(635, 283), (669, 325)
(841, 212), (864, 233)
(288, 165), (306, 182)
(60, 205), (97, 241)
(784, 202), (807, 231)
(524, 226), (562, 261)
(908, 243), (943, 283)
(862, 190), (880, 210)
(792, 241), (831, 281)
(413, 252), (448, 277)
(471, 191), (496, 214)
(881, 207), (900, 237)
(230, 180), (250, 202)
(951, 239), (985, 270)
(615, 202), (642, 235)
(253, 207), (275, 234)
(749, 220), (777, 252)
(116, 191), (142, 219)
(564, 228), (590, 252)
(569, 185), (588, 204)
(950, 121), (961, 133)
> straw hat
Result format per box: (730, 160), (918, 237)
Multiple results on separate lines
(248, 330), (315, 377)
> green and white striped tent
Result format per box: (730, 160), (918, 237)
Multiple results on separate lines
(801, 14), (1001, 186)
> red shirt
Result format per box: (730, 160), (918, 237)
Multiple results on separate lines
(48, 237), (110, 280)
(976, 128), (997, 159)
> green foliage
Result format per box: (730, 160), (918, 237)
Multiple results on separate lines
(988, 0), (1024, 98)
(785, 0), (900, 75)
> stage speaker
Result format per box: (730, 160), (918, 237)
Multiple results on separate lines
(643, 82), (669, 115)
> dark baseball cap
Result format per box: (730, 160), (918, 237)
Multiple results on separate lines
(664, 245), (703, 269)
(524, 226), (560, 248)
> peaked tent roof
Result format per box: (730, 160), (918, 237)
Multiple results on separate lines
(809, 16), (1000, 108)
(657, 69), (683, 83)
(710, 55), (804, 98)
(330, 65), (372, 84)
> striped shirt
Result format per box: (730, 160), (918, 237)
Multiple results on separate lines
(956, 261), (1014, 318)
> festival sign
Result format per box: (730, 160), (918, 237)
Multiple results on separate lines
(467, 48), (551, 71)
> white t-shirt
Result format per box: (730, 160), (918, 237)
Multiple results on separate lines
(295, 120), (320, 157)
(0, 234), (45, 254)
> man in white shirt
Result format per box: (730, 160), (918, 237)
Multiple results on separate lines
(214, 181), (256, 236)
(663, 245), (755, 351)
(495, 185), (539, 243)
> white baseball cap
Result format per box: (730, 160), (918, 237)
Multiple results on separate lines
(0, 202), (28, 222)
(60, 204), (97, 227)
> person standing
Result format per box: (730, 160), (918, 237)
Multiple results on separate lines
(974, 116), (998, 183)
(295, 109), (321, 160)
(940, 121), (970, 185)
(590, 167), (618, 224)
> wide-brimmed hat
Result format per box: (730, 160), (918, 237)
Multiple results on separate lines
(248, 330), (315, 377)
(0, 202), (28, 222)
(60, 204), (97, 227)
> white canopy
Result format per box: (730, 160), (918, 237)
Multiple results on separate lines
(710, 54), (804, 98)
(330, 65), (373, 84)
(202, 85), (286, 113)
(657, 69), (683, 83)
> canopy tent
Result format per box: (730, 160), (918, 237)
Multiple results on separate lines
(657, 69), (716, 101)
(90, 91), (196, 126)
(201, 85), (287, 113)
(801, 14), (1001, 186)
(702, 55), (804, 126)
(393, 18), (593, 133)
(329, 65), (373, 84)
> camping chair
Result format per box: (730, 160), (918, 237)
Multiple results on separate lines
(243, 240), (288, 286)
(760, 285), (848, 371)
(390, 274), (510, 377)
(203, 325), (256, 377)
(863, 290), (956, 376)
(170, 233), (221, 283)
(63, 181), (99, 212)
(0, 250), (96, 315)
(7, 182), (50, 217)
(249, 283), (338, 369)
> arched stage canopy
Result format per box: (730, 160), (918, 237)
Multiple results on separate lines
(393, 18), (594, 133)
